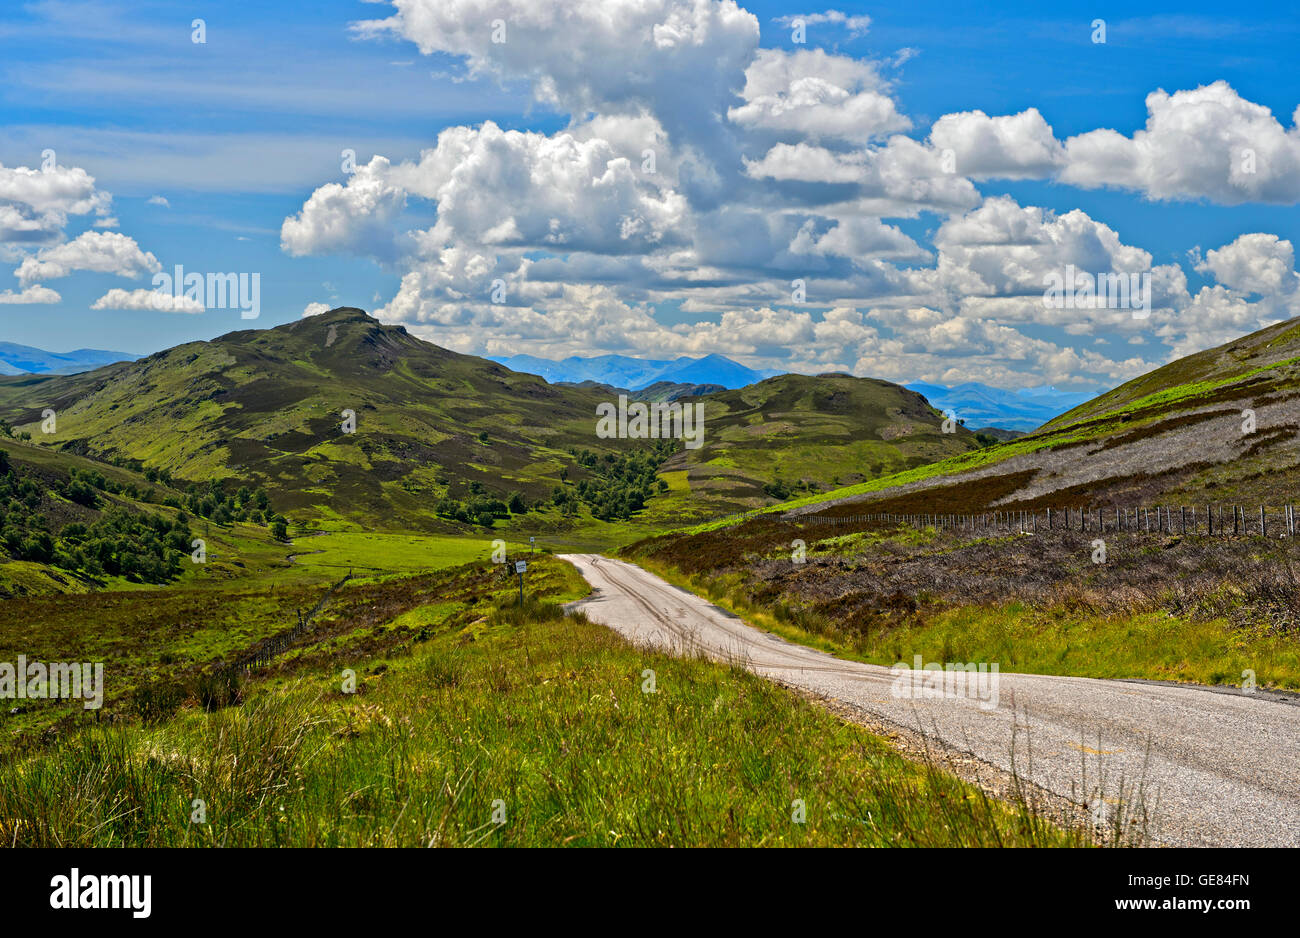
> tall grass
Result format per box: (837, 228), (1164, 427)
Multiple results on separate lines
(630, 528), (1300, 689)
(0, 606), (1087, 847)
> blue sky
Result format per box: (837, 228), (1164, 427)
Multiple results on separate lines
(2, 0), (1299, 391)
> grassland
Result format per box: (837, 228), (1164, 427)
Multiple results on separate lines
(0, 583), (1085, 847)
(0, 309), (980, 535)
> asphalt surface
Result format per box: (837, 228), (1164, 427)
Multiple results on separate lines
(561, 553), (1300, 847)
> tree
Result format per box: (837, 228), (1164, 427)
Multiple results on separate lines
(270, 520), (289, 541)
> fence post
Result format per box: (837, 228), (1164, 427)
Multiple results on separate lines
(1261, 506), (1266, 537)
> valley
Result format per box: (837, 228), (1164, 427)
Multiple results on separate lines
(0, 308), (1298, 848)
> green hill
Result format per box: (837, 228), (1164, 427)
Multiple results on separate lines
(735, 315), (1300, 520)
(0, 309), (626, 531)
(0, 308), (978, 534)
(661, 374), (980, 516)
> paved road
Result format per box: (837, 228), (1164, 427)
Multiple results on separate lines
(561, 553), (1300, 847)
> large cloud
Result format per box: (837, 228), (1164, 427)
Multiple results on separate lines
(301, 1), (1300, 388)
(281, 157), (408, 260)
(728, 48), (909, 143)
(1061, 81), (1300, 204)
(91, 287), (204, 313)
(14, 231), (160, 285)
(0, 284), (61, 305)
(928, 108), (1065, 179)
(0, 162), (114, 246)
(1193, 233), (1298, 296)
(351, 0), (759, 143)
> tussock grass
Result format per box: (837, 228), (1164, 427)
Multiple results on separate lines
(0, 604), (1086, 847)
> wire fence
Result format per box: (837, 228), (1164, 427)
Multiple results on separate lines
(236, 569), (353, 673)
(791, 505), (1300, 537)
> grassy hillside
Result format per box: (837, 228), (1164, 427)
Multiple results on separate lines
(657, 373), (980, 518)
(626, 517), (1300, 690)
(1044, 316), (1300, 430)
(0, 558), (1086, 847)
(0, 308), (980, 539)
(707, 315), (1300, 523)
(0, 433), (296, 598)
(0, 308), (620, 533)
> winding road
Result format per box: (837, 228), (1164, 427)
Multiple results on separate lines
(561, 553), (1300, 847)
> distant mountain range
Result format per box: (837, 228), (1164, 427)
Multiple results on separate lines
(0, 342), (138, 376)
(490, 351), (1096, 432)
(0, 334), (1092, 434)
(558, 379), (728, 402)
(905, 382), (1100, 432)
(489, 352), (778, 391)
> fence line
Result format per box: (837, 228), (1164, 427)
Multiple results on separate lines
(236, 569), (354, 673)
(784, 505), (1300, 538)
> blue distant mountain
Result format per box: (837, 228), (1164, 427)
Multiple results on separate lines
(491, 354), (1094, 430)
(491, 352), (778, 391)
(906, 381), (1100, 433)
(0, 342), (138, 376)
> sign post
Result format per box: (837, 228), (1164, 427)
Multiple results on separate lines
(515, 560), (527, 607)
(529, 536), (536, 555)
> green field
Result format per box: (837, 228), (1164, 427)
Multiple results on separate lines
(0, 583), (1088, 847)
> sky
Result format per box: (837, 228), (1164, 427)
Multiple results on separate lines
(2, 0), (1299, 392)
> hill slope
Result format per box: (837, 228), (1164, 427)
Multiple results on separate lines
(0, 434), (289, 597)
(0, 309), (626, 530)
(0, 308), (972, 532)
(756, 315), (1300, 518)
(660, 373), (980, 516)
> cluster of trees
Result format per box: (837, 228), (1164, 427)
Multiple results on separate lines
(0, 453), (193, 583)
(564, 442), (673, 521)
(762, 477), (819, 501)
(434, 480), (527, 528)
(431, 441), (674, 527)
(56, 467), (284, 529)
(0, 446), (293, 579)
(41, 447), (283, 528)
(54, 510), (192, 582)
(0, 419), (30, 442)
(159, 479), (276, 526)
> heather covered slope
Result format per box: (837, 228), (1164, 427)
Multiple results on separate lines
(0, 308), (616, 530)
(0, 308), (977, 533)
(729, 315), (1300, 520)
(662, 374), (981, 516)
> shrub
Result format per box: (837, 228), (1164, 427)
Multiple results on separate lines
(195, 668), (244, 711)
(132, 681), (187, 725)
